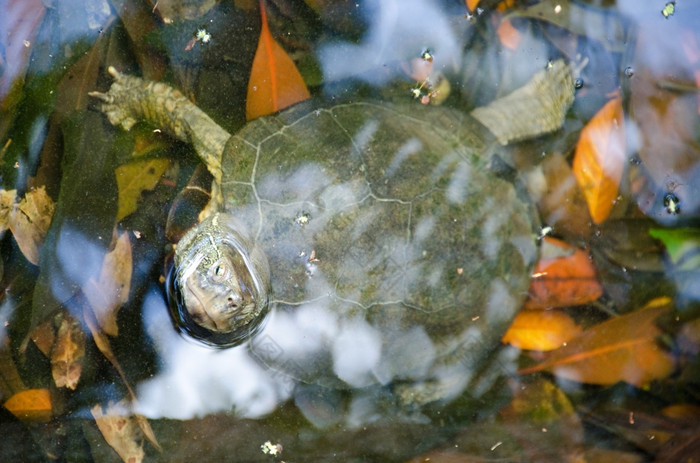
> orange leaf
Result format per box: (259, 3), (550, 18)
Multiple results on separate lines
(465, 0), (480, 12)
(496, 18), (521, 51)
(572, 93), (625, 224)
(518, 297), (675, 386)
(4, 389), (52, 422)
(524, 236), (603, 310)
(246, 0), (310, 120)
(502, 309), (582, 351)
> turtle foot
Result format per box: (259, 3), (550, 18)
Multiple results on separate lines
(89, 67), (149, 131)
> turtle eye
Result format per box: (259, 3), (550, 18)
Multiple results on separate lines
(210, 261), (229, 282)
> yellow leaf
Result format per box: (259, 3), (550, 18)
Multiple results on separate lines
(245, 0), (310, 120)
(0, 189), (16, 233)
(502, 309), (582, 351)
(115, 157), (170, 222)
(4, 388), (52, 422)
(83, 230), (132, 336)
(572, 93), (625, 224)
(519, 297), (675, 386)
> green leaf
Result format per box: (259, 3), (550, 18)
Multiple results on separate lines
(649, 228), (700, 268)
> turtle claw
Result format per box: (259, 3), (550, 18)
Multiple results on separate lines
(89, 67), (147, 131)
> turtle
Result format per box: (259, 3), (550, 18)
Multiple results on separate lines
(90, 61), (575, 406)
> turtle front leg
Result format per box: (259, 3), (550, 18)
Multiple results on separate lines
(90, 67), (229, 209)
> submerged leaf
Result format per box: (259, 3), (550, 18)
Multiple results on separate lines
(246, 0), (311, 120)
(0, 187), (55, 264)
(82, 305), (134, 399)
(536, 153), (592, 239)
(82, 305), (160, 451)
(572, 93), (625, 224)
(91, 401), (146, 463)
(525, 236), (603, 309)
(519, 297), (675, 386)
(649, 227), (700, 267)
(51, 311), (86, 390)
(9, 187), (55, 265)
(0, 189), (16, 232)
(30, 319), (56, 357)
(3, 388), (52, 423)
(115, 157), (170, 222)
(502, 309), (582, 351)
(83, 230), (132, 336)
(500, 378), (584, 461)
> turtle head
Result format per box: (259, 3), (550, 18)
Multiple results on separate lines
(168, 213), (271, 347)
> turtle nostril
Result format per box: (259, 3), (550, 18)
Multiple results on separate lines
(227, 297), (237, 309)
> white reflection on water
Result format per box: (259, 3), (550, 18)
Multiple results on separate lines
(318, 0), (464, 85)
(137, 289), (286, 419)
(331, 317), (381, 388)
(54, 225), (106, 305)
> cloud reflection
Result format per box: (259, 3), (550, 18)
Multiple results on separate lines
(137, 289), (286, 419)
(318, 0), (464, 85)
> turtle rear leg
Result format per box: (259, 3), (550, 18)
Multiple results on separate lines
(470, 59), (580, 145)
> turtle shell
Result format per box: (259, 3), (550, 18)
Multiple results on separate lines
(179, 100), (538, 393)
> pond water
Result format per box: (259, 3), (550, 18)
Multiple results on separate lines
(1, 0), (699, 462)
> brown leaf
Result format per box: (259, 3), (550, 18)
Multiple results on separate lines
(3, 388), (52, 423)
(525, 236), (603, 310)
(518, 297), (675, 386)
(30, 319), (56, 357)
(82, 304), (134, 399)
(245, 0), (311, 120)
(8, 187), (55, 265)
(502, 309), (582, 351)
(536, 153), (592, 239)
(82, 305), (161, 451)
(91, 401), (146, 463)
(115, 157), (170, 222)
(662, 403), (700, 420)
(83, 230), (132, 336)
(51, 311), (86, 390)
(572, 93), (625, 224)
